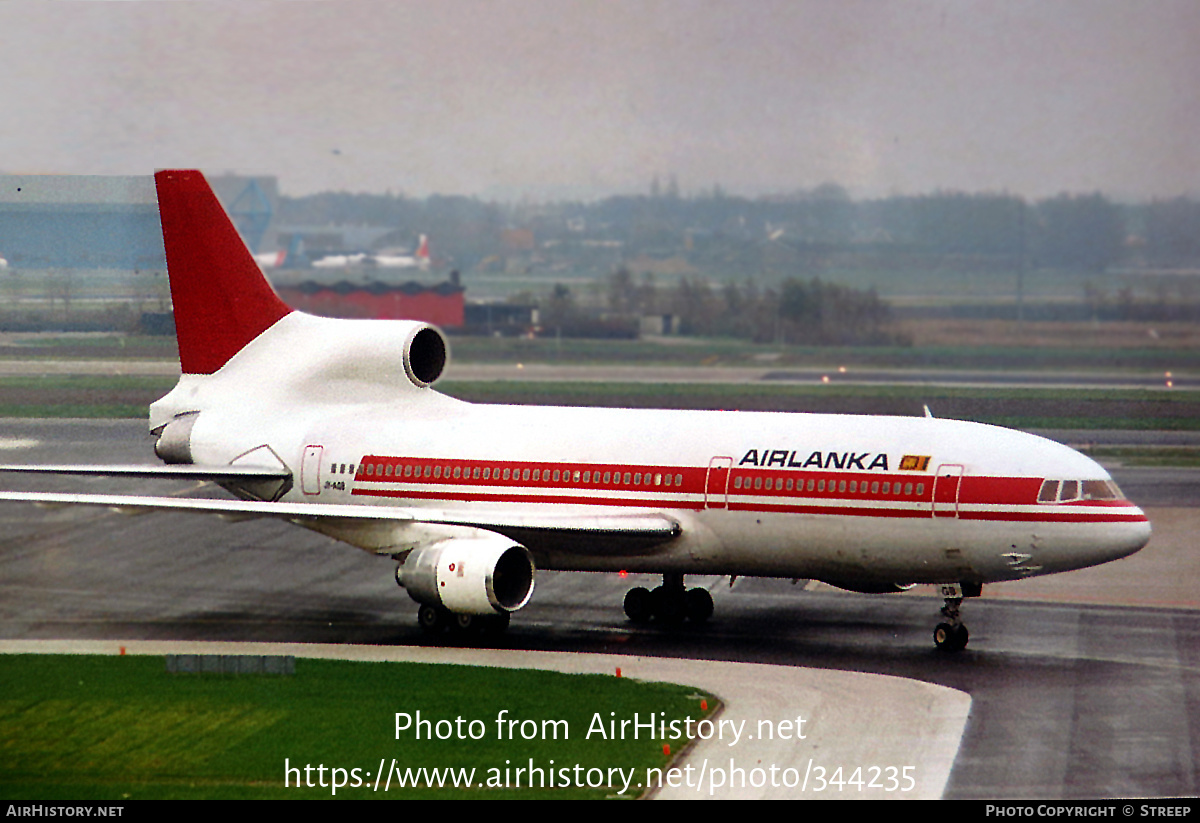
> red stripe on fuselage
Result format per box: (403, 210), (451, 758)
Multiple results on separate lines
(345, 454), (1142, 524)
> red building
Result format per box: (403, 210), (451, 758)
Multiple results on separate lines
(277, 280), (465, 328)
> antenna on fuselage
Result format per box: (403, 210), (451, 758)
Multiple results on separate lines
(924, 404), (934, 418)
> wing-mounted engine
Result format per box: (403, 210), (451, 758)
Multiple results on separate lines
(821, 579), (916, 594)
(396, 532), (535, 615)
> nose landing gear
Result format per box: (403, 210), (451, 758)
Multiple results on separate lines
(933, 582), (980, 652)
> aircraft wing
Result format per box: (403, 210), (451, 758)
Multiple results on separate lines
(0, 464), (291, 481)
(0, 490), (682, 555)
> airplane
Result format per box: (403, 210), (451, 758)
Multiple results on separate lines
(0, 170), (1151, 652)
(309, 236), (429, 270)
(372, 235), (431, 269)
(253, 249), (288, 268)
(310, 251), (370, 268)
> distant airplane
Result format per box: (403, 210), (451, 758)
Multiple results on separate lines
(373, 235), (431, 269)
(310, 252), (369, 269)
(253, 250), (287, 269)
(309, 236), (430, 270)
(0, 170), (1151, 651)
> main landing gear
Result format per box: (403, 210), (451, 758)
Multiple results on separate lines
(623, 573), (713, 626)
(933, 582), (980, 652)
(416, 604), (510, 636)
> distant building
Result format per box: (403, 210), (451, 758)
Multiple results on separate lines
(275, 279), (465, 328)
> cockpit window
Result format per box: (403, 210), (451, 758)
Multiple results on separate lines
(1081, 480), (1121, 500)
(1038, 479), (1059, 503)
(1040, 478), (1123, 503)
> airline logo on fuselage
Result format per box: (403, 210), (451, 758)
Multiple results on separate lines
(739, 449), (891, 471)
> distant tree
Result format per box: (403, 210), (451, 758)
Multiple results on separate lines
(1033, 194), (1124, 272)
(1144, 198), (1200, 266)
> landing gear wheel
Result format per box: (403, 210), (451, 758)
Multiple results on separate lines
(417, 604), (447, 634)
(624, 587), (654, 623)
(449, 612), (481, 634)
(652, 585), (687, 625)
(934, 622), (969, 652)
(933, 583), (971, 652)
(685, 588), (714, 623)
(479, 612), (511, 635)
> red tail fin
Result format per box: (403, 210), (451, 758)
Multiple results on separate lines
(155, 170), (292, 375)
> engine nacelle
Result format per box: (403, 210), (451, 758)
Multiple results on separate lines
(401, 324), (447, 388)
(153, 411), (199, 464)
(396, 535), (535, 615)
(821, 579), (916, 594)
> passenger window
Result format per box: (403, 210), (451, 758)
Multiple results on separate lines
(674, 474), (683, 486)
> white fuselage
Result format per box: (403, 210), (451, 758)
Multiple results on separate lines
(300, 401), (1149, 585)
(152, 313), (1150, 591)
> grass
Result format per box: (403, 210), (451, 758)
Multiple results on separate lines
(0, 654), (712, 800)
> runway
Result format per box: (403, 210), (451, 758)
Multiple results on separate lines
(0, 357), (1190, 391)
(0, 419), (1197, 799)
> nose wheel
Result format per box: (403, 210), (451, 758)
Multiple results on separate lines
(933, 582), (978, 652)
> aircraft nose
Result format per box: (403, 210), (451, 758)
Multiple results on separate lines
(1100, 507), (1152, 564)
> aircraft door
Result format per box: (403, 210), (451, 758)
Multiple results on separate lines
(301, 445), (324, 496)
(932, 463), (964, 518)
(705, 456), (733, 509)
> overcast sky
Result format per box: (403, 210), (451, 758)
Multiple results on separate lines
(2, 0), (1197, 200)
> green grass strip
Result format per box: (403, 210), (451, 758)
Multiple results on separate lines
(0, 654), (712, 800)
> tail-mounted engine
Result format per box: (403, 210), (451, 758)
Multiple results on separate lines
(396, 534), (535, 615)
(402, 325), (447, 388)
(153, 411), (199, 464)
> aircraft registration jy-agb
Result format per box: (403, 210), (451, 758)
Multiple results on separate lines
(0, 170), (1151, 651)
